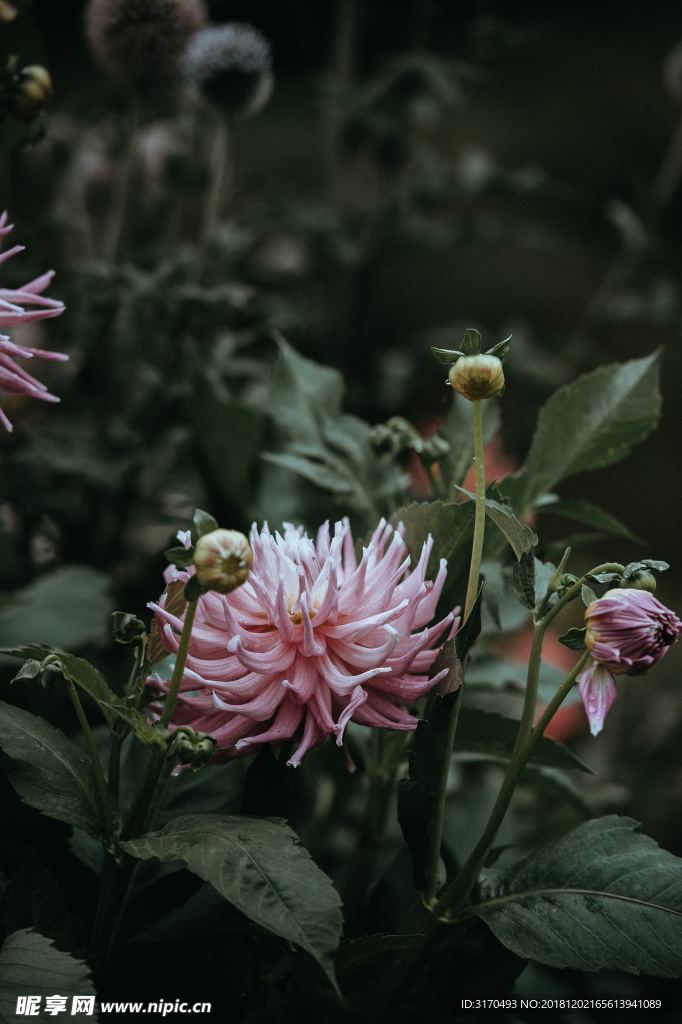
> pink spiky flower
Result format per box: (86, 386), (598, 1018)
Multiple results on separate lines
(0, 212), (68, 433)
(578, 587), (681, 735)
(149, 518), (459, 766)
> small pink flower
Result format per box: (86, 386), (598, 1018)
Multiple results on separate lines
(149, 518), (459, 766)
(585, 588), (681, 674)
(578, 587), (681, 735)
(0, 212), (68, 432)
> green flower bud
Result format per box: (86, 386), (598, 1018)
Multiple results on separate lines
(8, 65), (53, 122)
(448, 353), (504, 401)
(193, 528), (252, 594)
(622, 569), (657, 593)
(170, 727), (216, 769)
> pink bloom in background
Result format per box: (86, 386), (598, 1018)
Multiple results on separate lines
(0, 212), (68, 432)
(578, 587), (681, 735)
(149, 518), (459, 766)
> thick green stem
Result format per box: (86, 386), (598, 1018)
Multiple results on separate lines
(434, 649), (591, 923)
(67, 683), (113, 840)
(422, 400), (486, 907)
(464, 400), (486, 619)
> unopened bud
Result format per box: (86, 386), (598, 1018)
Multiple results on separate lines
(8, 65), (52, 122)
(623, 569), (657, 593)
(448, 354), (504, 401)
(170, 728), (216, 769)
(193, 528), (252, 593)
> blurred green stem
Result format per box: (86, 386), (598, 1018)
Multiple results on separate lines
(464, 400), (486, 619)
(105, 97), (141, 265)
(195, 118), (230, 283)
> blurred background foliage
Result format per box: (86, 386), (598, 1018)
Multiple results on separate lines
(1, 0), (682, 1012)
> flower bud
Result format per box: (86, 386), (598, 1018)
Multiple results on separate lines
(170, 727), (216, 769)
(182, 23), (273, 117)
(85, 0), (207, 87)
(8, 65), (52, 122)
(448, 354), (504, 401)
(193, 528), (252, 593)
(623, 569), (657, 593)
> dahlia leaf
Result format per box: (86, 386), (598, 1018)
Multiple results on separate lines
(509, 551), (536, 609)
(502, 352), (661, 511)
(0, 701), (101, 836)
(0, 852), (71, 949)
(0, 930), (97, 1023)
(536, 495), (643, 545)
(122, 814), (343, 993)
(0, 566), (113, 651)
(0, 646), (165, 749)
(398, 688), (460, 892)
(455, 486), (537, 559)
(470, 816), (682, 977)
(455, 707), (591, 773)
(193, 508), (219, 538)
(391, 499), (476, 602)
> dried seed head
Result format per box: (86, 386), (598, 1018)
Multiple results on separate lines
(193, 528), (252, 594)
(448, 354), (505, 401)
(85, 0), (207, 87)
(182, 22), (273, 116)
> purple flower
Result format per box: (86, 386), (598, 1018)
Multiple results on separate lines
(149, 518), (459, 766)
(0, 212), (68, 432)
(578, 587), (681, 735)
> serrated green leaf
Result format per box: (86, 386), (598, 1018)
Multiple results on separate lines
(503, 353), (662, 512)
(509, 552), (536, 610)
(537, 495), (643, 545)
(391, 500), (475, 601)
(122, 814), (343, 991)
(456, 486), (537, 559)
(0, 701), (101, 836)
(1, 646), (165, 749)
(262, 451), (354, 494)
(471, 816), (682, 977)
(455, 707), (590, 773)
(0, 930), (97, 1022)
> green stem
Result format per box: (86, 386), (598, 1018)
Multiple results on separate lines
(107, 731), (123, 805)
(434, 649), (591, 923)
(123, 596), (198, 839)
(464, 400), (486, 619)
(422, 400), (486, 907)
(67, 683), (113, 840)
(369, 650), (590, 1021)
(195, 118), (230, 283)
(105, 97), (141, 265)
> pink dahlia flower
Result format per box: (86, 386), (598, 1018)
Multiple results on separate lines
(149, 518), (459, 766)
(578, 587), (681, 735)
(0, 212), (68, 432)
